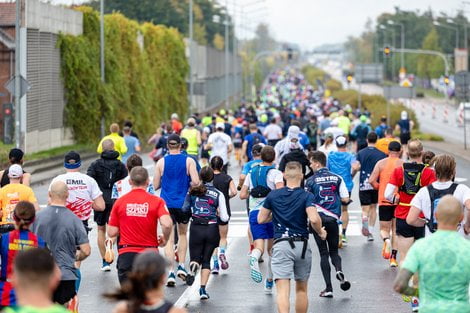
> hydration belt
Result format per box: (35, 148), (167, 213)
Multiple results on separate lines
(273, 237), (308, 259)
(117, 244), (158, 250)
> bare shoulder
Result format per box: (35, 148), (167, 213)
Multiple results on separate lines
(169, 307), (188, 313)
(112, 301), (129, 313)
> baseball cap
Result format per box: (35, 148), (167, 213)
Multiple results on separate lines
(335, 135), (347, 147)
(360, 115), (368, 123)
(8, 164), (23, 178)
(8, 148), (24, 163)
(287, 126), (300, 141)
(64, 151), (81, 169)
(216, 122), (225, 130)
(325, 132), (334, 139)
(167, 134), (181, 145)
(388, 141), (402, 152)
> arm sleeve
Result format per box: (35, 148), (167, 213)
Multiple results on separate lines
(217, 191), (229, 222)
(339, 180), (349, 198)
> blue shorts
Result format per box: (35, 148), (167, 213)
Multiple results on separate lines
(249, 210), (274, 240)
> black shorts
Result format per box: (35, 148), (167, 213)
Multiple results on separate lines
(53, 280), (76, 305)
(94, 203), (112, 226)
(400, 132), (411, 145)
(268, 139), (280, 147)
(359, 190), (378, 206)
(379, 205), (396, 222)
(117, 252), (138, 285)
(201, 149), (210, 159)
(168, 208), (191, 225)
(396, 218), (425, 239)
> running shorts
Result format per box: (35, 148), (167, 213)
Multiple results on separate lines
(53, 280), (76, 305)
(117, 252), (139, 285)
(400, 132), (411, 145)
(359, 190), (378, 206)
(94, 203), (113, 226)
(168, 208), (191, 225)
(249, 210), (273, 240)
(396, 218), (425, 239)
(379, 205), (396, 222)
(271, 240), (312, 281)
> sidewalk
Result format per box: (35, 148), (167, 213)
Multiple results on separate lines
(422, 140), (470, 163)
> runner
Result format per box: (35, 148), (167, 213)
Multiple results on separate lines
(153, 134), (200, 286)
(304, 115), (318, 151)
(0, 165), (39, 234)
(181, 117), (201, 158)
(180, 138), (202, 173)
(242, 124), (266, 163)
(351, 115), (371, 152)
(395, 111), (414, 148)
(183, 166), (229, 301)
(0, 201), (46, 309)
(318, 112), (331, 146)
(97, 123), (128, 160)
(240, 146), (283, 289)
(376, 128), (398, 155)
(407, 154), (470, 237)
(263, 118), (283, 147)
(0, 148), (31, 187)
(335, 110), (351, 139)
(375, 116), (388, 138)
(322, 120), (344, 142)
(306, 151), (351, 298)
(171, 113), (183, 134)
(394, 195), (470, 313)
(205, 122), (233, 173)
(356, 132), (387, 241)
(121, 126), (141, 164)
(32, 181), (91, 307)
(369, 141), (404, 267)
(274, 125), (303, 164)
(278, 139), (310, 181)
(318, 133), (337, 157)
(106, 251), (187, 313)
(3, 248), (69, 313)
(87, 140), (128, 272)
(210, 156), (237, 274)
(257, 161), (326, 312)
(112, 154), (155, 199)
(327, 135), (360, 245)
(108, 166), (173, 285)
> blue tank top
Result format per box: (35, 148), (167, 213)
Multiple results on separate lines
(161, 154), (189, 209)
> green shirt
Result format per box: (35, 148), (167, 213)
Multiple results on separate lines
(402, 230), (470, 313)
(2, 305), (69, 313)
(336, 116), (351, 135)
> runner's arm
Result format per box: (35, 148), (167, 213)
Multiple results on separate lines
(93, 195), (106, 211)
(339, 180), (350, 203)
(153, 159), (163, 190)
(237, 174), (246, 190)
(22, 173), (31, 186)
(240, 185), (249, 200)
(107, 225), (119, 237)
(229, 180), (237, 198)
(159, 215), (173, 247)
(257, 207), (272, 223)
(463, 198), (470, 234)
(217, 192), (229, 222)
(406, 206), (425, 227)
(368, 162), (381, 190)
(241, 141), (248, 160)
(228, 143), (233, 154)
(351, 161), (360, 177)
(196, 131), (202, 145)
(187, 158), (200, 186)
(393, 269), (418, 296)
(76, 242), (91, 261)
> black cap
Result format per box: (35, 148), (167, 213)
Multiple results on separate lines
(9, 148), (24, 163)
(167, 134), (181, 145)
(388, 141), (401, 152)
(64, 151), (81, 169)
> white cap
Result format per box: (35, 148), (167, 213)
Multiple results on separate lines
(335, 135), (347, 147)
(216, 122), (225, 130)
(330, 119), (339, 126)
(401, 111), (408, 120)
(287, 125), (300, 140)
(8, 164), (23, 179)
(171, 113), (178, 119)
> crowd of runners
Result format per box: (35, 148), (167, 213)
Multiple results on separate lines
(0, 68), (468, 313)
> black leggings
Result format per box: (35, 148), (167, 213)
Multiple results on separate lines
(189, 224), (220, 270)
(312, 215), (342, 291)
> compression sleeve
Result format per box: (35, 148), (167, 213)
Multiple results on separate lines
(217, 190), (229, 222)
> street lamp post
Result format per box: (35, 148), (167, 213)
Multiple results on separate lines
(224, 0), (230, 110)
(14, 0), (21, 149)
(434, 21), (459, 49)
(387, 20), (405, 72)
(189, 0), (194, 110)
(100, 0), (105, 138)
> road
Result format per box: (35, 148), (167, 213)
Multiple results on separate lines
(31, 152), (470, 313)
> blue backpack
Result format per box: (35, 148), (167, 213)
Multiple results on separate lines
(250, 165), (275, 198)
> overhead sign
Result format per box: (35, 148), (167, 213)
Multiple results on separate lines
(355, 64), (383, 84)
(383, 86), (416, 99)
(4, 76), (30, 99)
(455, 49), (468, 72)
(455, 71), (470, 100)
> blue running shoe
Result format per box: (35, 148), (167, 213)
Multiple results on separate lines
(101, 260), (111, 272)
(176, 264), (188, 281)
(199, 288), (210, 300)
(212, 260), (220, 275)
(250, 257), (262, 283)
(411, 297), (419, 312)
(166, 272), (176, 287)
(264, 279), (274, 294)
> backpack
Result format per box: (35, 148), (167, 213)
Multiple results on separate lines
(306, 122), (318, 142)
(355, 124), (369, 142)
(250, 165), (275, 198)
(399, 163), (426, 195)
(425, 183), (459, 233)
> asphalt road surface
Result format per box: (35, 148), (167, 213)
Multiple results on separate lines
(31, 152), (469, 313)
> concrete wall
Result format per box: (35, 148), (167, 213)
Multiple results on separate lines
(25, 127), (74, 153)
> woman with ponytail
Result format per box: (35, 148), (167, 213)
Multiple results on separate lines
(106, 251), (186, 313)
(182, 166), (229, 300)
(0, 201), (46, 309)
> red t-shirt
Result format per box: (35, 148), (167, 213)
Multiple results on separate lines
(389, 165), (436, 219)
(109, 189), (169, 255)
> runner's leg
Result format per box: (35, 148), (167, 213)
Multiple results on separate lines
(313, 230), (332, 291)
(276, 279), (291, 313)
(295, 281), (308, 313)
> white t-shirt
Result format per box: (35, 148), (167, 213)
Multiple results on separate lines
(49, 172), (102, 220)
(207, 131), (232, 164)
(264, 124), (282, 140)
(111, 176), (155, 199)
(323, 126), (344, 140)
(318, 144), (338, 157)
(410, 181), (470, 237)
(243, 166), (284, 212)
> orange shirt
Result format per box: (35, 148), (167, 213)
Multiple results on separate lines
(378, 157), (403, 206)
(376, 137), (399, 155)
(0, 184), (37, 224)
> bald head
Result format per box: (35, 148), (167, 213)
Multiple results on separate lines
(435, 195), (464, 228)
(407, 139), (423, 159)
(49, 181), (69, 203)
(102, 139), (115, 152)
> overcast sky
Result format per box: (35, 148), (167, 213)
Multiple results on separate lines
(51, 0), (467, 49)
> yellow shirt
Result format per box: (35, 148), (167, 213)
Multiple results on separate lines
(376, 137), (399, 155)
(0, 184), (37, 224)
(97, 133), (128, 160)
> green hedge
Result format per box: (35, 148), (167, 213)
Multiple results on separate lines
(59, 7), (189, 143)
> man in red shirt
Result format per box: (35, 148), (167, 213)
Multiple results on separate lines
(384, 139), (436, 265)
(108, 166), (173, 285)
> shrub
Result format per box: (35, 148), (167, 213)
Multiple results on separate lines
(325, 79), (342, 93)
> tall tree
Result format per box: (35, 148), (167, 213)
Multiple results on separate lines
(417, 28), (445, 79)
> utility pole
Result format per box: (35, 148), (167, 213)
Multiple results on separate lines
(14, 0), (21, 149)
(224, 0), (230, 110)
(232, 1), (237, 106)
(189, 0), (194, 110)
(100, 0), (105, 138)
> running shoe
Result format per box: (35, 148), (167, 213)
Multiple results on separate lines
(249, 256), (263, 283)
(258, 255), (264, 263)
(219, 253), (229, 270)
(336, 271), (351, 291)
(101, 260), (111, 272)
(342, 234), (348, 244)
(104, 239), (114, 264)
(166, 272), (176, 287)
(411, 297), (419, 312)
(382, 239), (391, 259)
(361, 217), (370, 236)
(402, 294), (411, 303)
(367, 233), (374, 241)
(176, 264), (188, 281)
(319, 289), (333, 298)
(264, 279), (274, 294)
(390, 257), (398, 268)
(211, 260), (220, 275)
(186, 262), (200, 286)
(199, 288), (210, 300)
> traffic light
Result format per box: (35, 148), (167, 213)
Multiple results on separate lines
(383, 46), (391, 57)
(444, 75), (450, 85)
(346, 74), (353, 84)
(2, 103), (13, 144)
